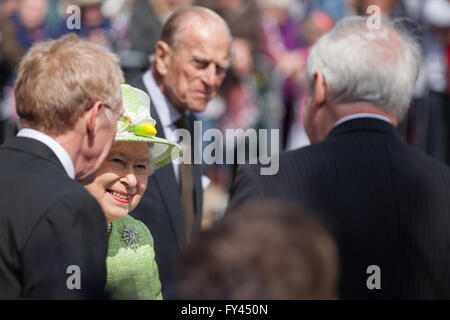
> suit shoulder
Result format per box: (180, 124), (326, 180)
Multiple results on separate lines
(1, 158), (102, 240)
(401, 143), (450, 181)
(273, 145), (321, 176)
(128, 74), (147, 91)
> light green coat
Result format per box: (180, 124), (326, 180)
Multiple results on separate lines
(106, 215), (163, 300)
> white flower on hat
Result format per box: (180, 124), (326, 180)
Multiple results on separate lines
(117, 85), (157, 137)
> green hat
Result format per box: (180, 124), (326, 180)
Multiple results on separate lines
(115, 84), (182, 170)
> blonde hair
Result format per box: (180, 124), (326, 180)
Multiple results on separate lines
(15, 33), (124, 133)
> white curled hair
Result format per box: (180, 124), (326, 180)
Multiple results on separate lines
(306, 16), (421, 121)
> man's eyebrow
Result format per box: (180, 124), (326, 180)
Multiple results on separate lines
(192, 54), (230, 69)
(192, 53), (207, 61)
(217, 60), (230, 70)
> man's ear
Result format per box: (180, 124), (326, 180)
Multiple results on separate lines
(154, 41), (171, 76)
(313, 71), (327, 110)
(84, 101), (103, 137)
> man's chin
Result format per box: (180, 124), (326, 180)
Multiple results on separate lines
(187, 101), (208, 113)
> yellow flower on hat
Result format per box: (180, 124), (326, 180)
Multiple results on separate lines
(133, 122), (157, 137)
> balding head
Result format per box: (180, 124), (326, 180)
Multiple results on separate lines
(160, 6), (232, 51)
(152, 6), (232, 114)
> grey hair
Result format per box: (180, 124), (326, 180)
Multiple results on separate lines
(306, 16), (422, 120)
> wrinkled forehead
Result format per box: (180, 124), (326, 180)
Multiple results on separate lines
(175, 14), (231, 48)
(176, 26), (231, 63)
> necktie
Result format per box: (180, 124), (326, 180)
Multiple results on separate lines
(174, 114), (195, 243)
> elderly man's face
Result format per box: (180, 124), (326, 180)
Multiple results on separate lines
(161, 23), (231, 113)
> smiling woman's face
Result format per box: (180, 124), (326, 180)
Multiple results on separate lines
(85, 141), (149, 224)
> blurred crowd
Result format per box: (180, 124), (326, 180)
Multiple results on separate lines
(0, 0), (449, 225)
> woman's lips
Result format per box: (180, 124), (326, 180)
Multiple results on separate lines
(107, 190), (132, 204)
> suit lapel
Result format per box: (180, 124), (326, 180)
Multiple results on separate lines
(133, 75), (187, 250)
(151, 164), (187, 250)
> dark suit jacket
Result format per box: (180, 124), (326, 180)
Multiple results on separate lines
(129, 75), (203, 298)
(230, 118), (450, 299)
(0, 137), (108, 299)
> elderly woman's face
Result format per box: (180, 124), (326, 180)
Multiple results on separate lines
(85, 141), (149, 223)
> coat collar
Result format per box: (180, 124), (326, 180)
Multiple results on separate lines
(326, 117), (399, 140)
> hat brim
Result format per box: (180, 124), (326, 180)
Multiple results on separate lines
(115, 134), (182, 170)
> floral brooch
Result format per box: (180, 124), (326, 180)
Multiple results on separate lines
(119, 225), (141, 251)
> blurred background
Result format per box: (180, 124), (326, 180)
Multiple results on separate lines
(1, 0), (449, 227)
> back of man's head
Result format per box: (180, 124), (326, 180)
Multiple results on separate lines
(306, 16), (421, 121)
(15, 33), (124, 134)
(177, 200), (339, 299)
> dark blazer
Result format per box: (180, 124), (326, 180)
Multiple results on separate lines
(230, 118), (450, 299)
(0, 137), (108, 299)
(129, 75), (203, 298)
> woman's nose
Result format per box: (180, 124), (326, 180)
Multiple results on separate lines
(121, 171), (137, 187)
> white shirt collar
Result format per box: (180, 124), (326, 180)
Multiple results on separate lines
(17, 128), (75, 179)
(333, 113), (392, 128)
(142, 70), (184, 128)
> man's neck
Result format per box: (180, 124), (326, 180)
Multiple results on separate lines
(50, 129), (86, 180)
(309, 102), (399, 143)
(52, 134), (81, 161)
(332, 102), (398, 127)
